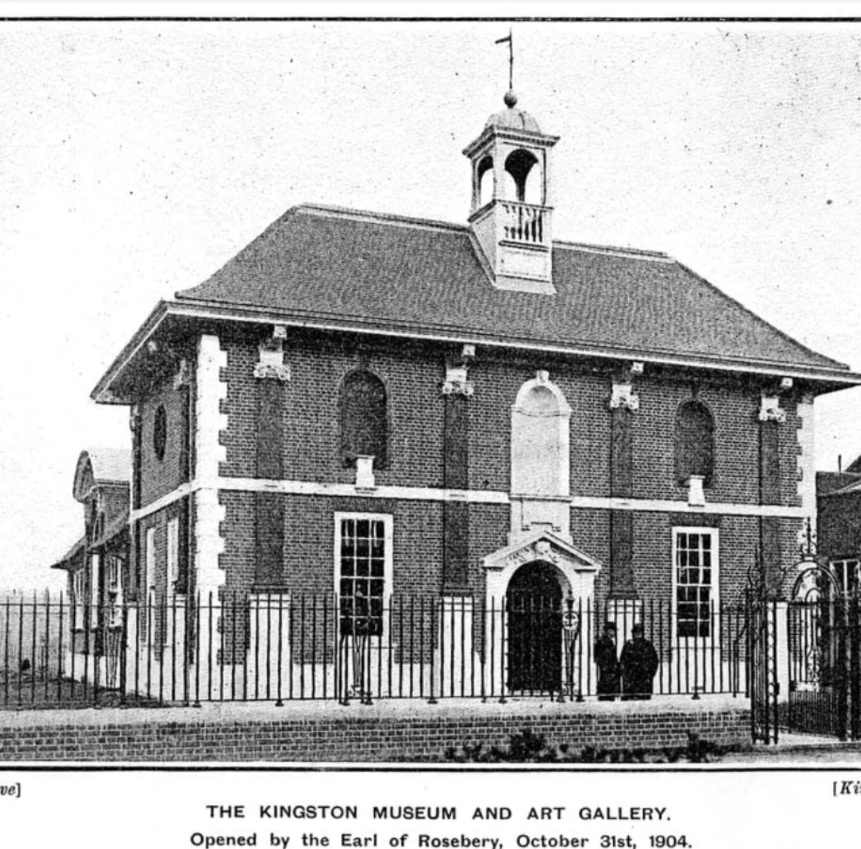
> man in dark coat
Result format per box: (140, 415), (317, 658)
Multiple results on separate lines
(620, 623), (659, 700)
(594, 621), (620, 701)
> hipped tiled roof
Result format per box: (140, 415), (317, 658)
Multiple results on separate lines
(176, 204), (846, 374)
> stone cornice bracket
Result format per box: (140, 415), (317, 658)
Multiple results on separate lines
(609, 362), (642, 411)
(441, 343), (476, 397)
(759, 392), (786, 423)
(610, 382), (639, 412)
(254, 325), (291, 382)
(173, 358), (191, 390)
(759, 377), (792, 423)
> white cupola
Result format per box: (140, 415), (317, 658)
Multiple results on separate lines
(463, 90), (559, 294)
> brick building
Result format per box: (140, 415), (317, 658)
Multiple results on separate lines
(51, 448), (130, 654)
(76, 93), (859, 698)
(816, 454), (861, 595)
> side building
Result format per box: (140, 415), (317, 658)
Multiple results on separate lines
(50, 448), (130, 661)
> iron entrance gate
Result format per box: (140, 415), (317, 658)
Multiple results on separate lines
(748, 593), (779, 744)
(786, 595), (861, 740)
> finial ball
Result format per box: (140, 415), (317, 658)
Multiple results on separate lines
(503, 90), (518, 108)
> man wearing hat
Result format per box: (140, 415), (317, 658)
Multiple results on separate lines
(594, 621), (621, 701)
(620, 623), (659, 700)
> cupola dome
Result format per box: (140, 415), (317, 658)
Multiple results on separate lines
(485, 91), (541, 133)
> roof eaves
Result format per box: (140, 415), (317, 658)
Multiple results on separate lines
(49, 536), (86, 571)
(164, 298), (861, 387)
(91, 301), (171, 404)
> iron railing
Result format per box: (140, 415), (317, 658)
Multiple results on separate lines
(0, 592), (759, 708)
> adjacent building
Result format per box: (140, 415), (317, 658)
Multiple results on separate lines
(817, 455), (861, 595)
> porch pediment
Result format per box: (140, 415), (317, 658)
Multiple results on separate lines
(482, 529), (602, 575)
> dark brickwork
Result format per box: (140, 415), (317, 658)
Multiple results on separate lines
(0, 706), (750, 762)
(220, 331), (445, 488)
(609, 403), (636, 599)
(139, 375), (189, 508)
(819, 489), (861, 561)
(631, 512), (778, 607)
(136, 499), (191, 605)
(443, 501), (470, 593)
(132, 329), (810, 610)
(571, 509), (612, 597)
(256, 378), (286, 586)
(254, 493), (285, 589)
(466, 503), (509, 597)
(760, 419), (784, 592)
(610, 407), (634, 498)
(760, 421), (781, 507)
(210, 332), (807, 511)
(609, 512), (635, 598)
(443, 391), (470, 592)
(219, 492), (445, 599)
(633, 376), (761, 505)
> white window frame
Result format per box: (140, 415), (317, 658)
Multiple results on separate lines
(672, 526), (720, 645)
(333, 512), (393, 640)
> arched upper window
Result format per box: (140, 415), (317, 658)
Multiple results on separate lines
(511, 374), (570, 497)
(675, 401), (715, 486)
(505, 149), (541, 204)
(339, 370), (388, 469)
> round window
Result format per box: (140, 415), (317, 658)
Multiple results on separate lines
(153, 404), (167, 461)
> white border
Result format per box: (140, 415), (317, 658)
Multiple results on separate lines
(333, 511), (394, 640)
(671, 525), (720, 647)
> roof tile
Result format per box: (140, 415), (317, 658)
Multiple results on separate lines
(176, 205), (845, 372)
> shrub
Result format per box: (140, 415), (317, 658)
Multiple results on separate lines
(444, 728), (740, 764)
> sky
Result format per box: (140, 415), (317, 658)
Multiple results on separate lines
(2, 15), (861, 591)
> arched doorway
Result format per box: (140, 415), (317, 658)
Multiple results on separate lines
(506, 562), (563, 693)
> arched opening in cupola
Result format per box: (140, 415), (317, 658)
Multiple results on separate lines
(504, 148), (541, 204)
(476, 155), (494, 207)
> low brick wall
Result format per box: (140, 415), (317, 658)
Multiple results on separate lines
(0, 700), (750, 762)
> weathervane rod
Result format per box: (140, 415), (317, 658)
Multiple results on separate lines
(495, 28), (514, 92)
